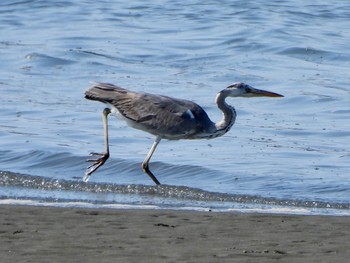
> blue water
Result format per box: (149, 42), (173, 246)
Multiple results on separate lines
(1, 0), (350, 215)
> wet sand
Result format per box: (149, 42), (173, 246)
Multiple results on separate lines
(1, 205), (349, 262)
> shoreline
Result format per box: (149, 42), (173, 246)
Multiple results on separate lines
(1, 204), (350, 262)
(2, 197), (350, 217)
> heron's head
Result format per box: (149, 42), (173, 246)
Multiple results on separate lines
(223, 82), (283, 98)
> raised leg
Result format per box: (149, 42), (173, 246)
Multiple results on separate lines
(141, 136), (161, 185)
(84, 108), (111, 182)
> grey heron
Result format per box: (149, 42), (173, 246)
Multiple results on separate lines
(84, 82), (283, 185)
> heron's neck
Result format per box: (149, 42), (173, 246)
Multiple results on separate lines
(214, 91), (237, 136)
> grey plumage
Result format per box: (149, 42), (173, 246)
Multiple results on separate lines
(84, 82), (283, 185)
(85, 83), (216, 140)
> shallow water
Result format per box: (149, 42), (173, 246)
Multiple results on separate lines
(1, 0), (350, 215)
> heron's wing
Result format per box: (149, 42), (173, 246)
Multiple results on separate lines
(114, 92), (214, 136)
(85, 83), (214, 138)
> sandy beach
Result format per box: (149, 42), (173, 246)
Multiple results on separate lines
(1, 205), (349, 263)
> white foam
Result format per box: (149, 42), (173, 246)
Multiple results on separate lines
(1, 198), (350, 216)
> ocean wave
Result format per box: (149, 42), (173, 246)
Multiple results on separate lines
(1, 170), (349, 212)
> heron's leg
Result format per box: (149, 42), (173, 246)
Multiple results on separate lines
(141, 136), (161, 185)
(84, 108), (111, 182)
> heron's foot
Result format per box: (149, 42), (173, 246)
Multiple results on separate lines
(141, 163), (161, 185)
(84, 152), (110, 182)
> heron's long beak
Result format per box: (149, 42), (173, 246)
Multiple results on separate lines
(251, 88), (284, 97)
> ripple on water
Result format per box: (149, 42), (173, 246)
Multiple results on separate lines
(25, 52), (76, 67)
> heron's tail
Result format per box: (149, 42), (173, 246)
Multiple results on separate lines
(84, 83), (128, 103)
